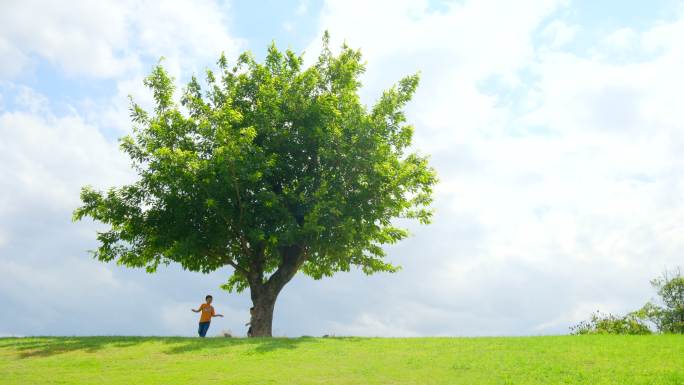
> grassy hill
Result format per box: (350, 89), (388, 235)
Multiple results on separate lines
(1, 335), (682, 384)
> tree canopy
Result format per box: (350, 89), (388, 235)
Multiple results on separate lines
(73, 33), (438, 336)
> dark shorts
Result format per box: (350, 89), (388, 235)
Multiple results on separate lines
(198, 321), (211, 337)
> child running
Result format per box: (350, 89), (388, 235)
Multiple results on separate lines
(191, 295), (223, 337)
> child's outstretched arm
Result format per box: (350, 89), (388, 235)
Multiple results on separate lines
(191, 308), (200, 313)
(210, 307), (222, 318)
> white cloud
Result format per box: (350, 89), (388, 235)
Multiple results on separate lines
(542, 20), (580, 48)
(293, 0), (684, 336)
(0, 1), (134, 78)
(127, 0), (243, 73)
(0, 86), (139, 334)
(307, 0), (565, 72)
(0, 258), (121, 299)
(296, 0), (310, 15)
(0, 100), (134, 213)
(0, 0), (243, 80)
(12, 85), (50, 114)
(1, 0), (246, 145)
(602, 27), (637, 49)
(329, 312), (421, 337)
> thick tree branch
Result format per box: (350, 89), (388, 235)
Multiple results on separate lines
(265, 244), (309, 292)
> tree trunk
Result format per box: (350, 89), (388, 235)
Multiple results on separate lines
(247, 244), (307, 337)
(249, 286), (278, 337)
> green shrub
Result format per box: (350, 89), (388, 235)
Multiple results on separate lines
(571, 267), (684, 335)
(570, 311), (652, 335)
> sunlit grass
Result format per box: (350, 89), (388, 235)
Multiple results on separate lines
(0, 335), (682, 384)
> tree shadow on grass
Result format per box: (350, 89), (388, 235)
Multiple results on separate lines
(161, 336), (319, 354)
(2, 337), (157, 359)
(0, 335), (344, 359)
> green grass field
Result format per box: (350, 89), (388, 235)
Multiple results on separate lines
(1, 335), (682, 384)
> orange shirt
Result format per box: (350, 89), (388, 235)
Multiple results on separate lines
(198, 303), (215, 323)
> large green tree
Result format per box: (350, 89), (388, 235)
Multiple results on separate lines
(74, 33), (438, 337)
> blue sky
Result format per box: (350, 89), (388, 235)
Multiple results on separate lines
(1, 0), (683, 337)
